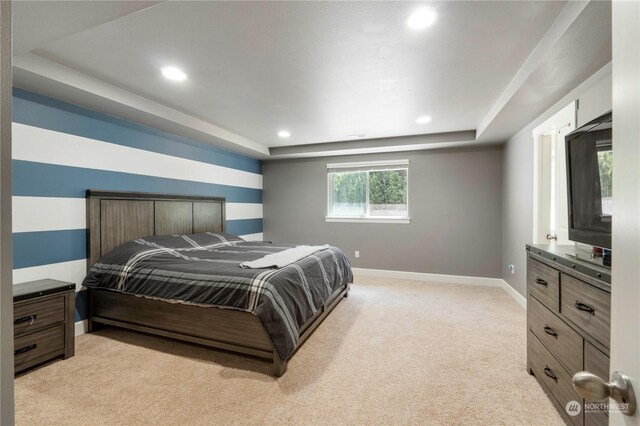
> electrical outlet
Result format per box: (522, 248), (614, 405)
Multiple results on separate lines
(508, 264), (515, 274)
(355, 251), (360, 258)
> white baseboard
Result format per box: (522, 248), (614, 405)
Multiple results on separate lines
(498, 279), (527, 309)
(70, 271), (527, 339)
(75, 319), (88, 337)
(352, 268), (526, 309)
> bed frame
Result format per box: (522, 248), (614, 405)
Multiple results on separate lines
(85, 190), (349, 377)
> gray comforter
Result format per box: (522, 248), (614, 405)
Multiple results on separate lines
(82, 233), (353, 360)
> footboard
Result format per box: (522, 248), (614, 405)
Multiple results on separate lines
(88, 283), (349, 377)
(89, 289), (276, 361)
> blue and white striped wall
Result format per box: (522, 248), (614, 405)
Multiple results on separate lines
(11, 89), (263, 330)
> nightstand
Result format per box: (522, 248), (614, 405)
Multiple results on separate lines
(13, 279), (76, 374)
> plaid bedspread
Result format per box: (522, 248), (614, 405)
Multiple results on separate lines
(82, 233), (353, 360)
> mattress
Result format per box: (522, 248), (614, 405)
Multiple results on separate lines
(82, 232), (353, 359)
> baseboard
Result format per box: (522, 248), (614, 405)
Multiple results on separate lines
(498, 280), (527, 309)
(75, 319), (88, 337)
(352, 268), (526, 309)
(71, 272), (526, 337)
(352, 268), (506, 287)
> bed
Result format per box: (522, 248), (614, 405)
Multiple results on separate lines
(83, 190), (352, 376)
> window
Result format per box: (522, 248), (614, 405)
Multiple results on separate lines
(326, 160), (409, 223)
(597, 148), (612, 215)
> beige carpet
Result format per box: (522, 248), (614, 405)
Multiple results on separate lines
(15, 276), (564, 425)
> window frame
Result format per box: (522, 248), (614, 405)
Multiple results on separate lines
(326, 159), (410, 224)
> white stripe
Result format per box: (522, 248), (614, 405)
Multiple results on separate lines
(13, 196), (86, 232)
(239, 233), (263, 241)
(12, 196), (262, 233)
(13, 259), (87, 292)
(13, 123), (262, 190)
(226, 203), (263, 220)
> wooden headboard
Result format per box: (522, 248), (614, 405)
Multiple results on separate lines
(86, 190), (225, 269)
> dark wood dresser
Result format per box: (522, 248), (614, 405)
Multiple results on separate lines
(14, 279), (76, 374)
(526, 244), (611, 426)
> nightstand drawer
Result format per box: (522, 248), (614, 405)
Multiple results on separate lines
(529, 295), (583, 375)
(528, 257), (560, 311)
(529, 331), (584, 425)
(13, 279), (75, 375)
(14, 324), (65, 373)
(561, 274), (610, 348)
(14, 295), (65, 337)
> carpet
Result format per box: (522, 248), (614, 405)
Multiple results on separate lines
(15, 276), (564, 425)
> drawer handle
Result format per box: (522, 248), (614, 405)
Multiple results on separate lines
(543, 325), (558, 338)
(535, 278), (548, 286)
(14, 315), (37, 325)
(14, 344), (37, 355)
(575, 301), (595, 314)
(544, 366), (558, 382)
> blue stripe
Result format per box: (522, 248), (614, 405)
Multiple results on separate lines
(13, 229), (86, 269)
(13, 219), (263, 269)
(228, 219), (263, 237)
(13, 160), (262, 203)
(13, 88), (262, 175)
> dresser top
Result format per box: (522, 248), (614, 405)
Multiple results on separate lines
(527, 244), (611, 286)
(13, 279), (75, 302)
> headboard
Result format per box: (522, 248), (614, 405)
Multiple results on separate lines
(86, 190), (225, 269)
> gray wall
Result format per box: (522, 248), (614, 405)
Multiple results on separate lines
(501, 65), (612, 297)
(263, 147), (503, 278)
(577, 71), (613, 128)
(501, 128), (534, 296)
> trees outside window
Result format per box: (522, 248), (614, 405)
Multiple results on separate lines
(328, 164), (408, 219)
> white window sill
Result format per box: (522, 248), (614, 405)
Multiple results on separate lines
(325, 217), (411, 224)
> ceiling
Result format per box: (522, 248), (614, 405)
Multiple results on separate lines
(12, 1), (612, 159)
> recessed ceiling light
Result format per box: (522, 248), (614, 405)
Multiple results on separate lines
(161, 66), (188, 82)
(407, 7), (438, 30)
(347, 134), (366, 139)
(278, 130), (291, 138)
(416, 115), (432, 124)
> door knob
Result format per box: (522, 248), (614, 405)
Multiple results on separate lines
(572, 371), (637, 416)
(546, 233), (558, 241)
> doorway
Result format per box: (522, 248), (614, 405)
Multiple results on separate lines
(533, 101), (576, 246)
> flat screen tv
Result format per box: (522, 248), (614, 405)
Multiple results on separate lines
(565, 111), (612, 250)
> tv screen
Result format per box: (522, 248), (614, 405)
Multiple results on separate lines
(565, 111), (612, 249)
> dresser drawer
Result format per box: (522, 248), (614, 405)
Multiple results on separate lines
(14, 295), (65, 337)
(584, 342), (610, 417)
(14, 324), (65, 373)
(585, 342), (609, 381)
(585, 409), (608, 426)
(528, 257), (560, 311)
(561, 274), (610, 348)
(529, 331), (584, 425)
(529, 295), (583, 375)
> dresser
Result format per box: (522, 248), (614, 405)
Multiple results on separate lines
(526, 245), (611, 426)
(14, 279), (76, 374)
